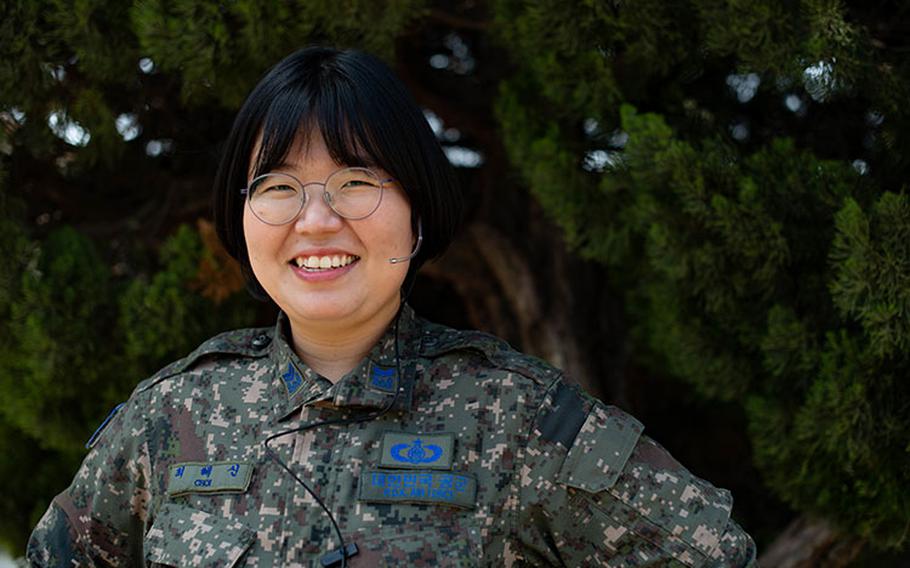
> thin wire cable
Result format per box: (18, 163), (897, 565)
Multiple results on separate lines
(263, 308), (405, 568)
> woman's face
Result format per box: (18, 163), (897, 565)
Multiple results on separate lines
(243, 130), (414, 330)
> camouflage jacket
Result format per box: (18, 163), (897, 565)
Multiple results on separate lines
(27, 305), (757, 567)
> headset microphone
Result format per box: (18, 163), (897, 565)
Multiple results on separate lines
(388, 219), (423, 264)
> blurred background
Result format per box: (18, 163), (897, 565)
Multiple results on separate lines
(1, 1), (909, 565)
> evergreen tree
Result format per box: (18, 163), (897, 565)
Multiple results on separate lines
(493, 0), (910, 552)
(4, 0), (907, 561)
(0, 0), (424, 551)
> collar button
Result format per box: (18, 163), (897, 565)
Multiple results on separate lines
(251, 334), (271, 349)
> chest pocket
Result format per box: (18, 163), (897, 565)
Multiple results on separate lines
(145, 502), (255, 567)
(348, 516), (482, 567)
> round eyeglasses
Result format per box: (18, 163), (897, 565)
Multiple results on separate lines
(240, 167), (394, 225)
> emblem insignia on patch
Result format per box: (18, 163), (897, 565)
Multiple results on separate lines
(369, 363), (397, 392)
(391, 439), (443, 465)
(380, 432), (455, 470)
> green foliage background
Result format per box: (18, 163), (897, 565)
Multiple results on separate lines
(494, 0), (910, 551)
(0, 0), (424, 551)
(1, 0), (909, 558)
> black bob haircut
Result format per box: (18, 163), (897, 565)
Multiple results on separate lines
(213, 46), (463, 300)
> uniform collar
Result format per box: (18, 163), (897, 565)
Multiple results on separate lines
(268, 305), (421, 421)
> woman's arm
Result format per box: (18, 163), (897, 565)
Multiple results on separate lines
(513, 380), (757, 566)
(27, 398), (151, 567)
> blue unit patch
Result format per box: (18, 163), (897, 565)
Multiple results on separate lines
(380, 432), (454, 469)
(282, 362), (303, 395)
(369, 363), (397, 392)
(391, 439), (443, 465)
(85, 402), (126, 450)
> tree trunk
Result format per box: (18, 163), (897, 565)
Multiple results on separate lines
(418, 219), (624, 404)
(759, 515), (865, 568)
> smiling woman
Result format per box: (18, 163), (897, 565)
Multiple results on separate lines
(26, 47), (757, 567)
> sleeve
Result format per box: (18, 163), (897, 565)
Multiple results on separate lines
(26, 396), (152, 567)
(514, 380), (757, 567)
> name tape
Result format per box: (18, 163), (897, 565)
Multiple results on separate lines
(167, 462), (254, 497)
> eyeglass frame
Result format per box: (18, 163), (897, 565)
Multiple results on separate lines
(240, 167), (396, 225)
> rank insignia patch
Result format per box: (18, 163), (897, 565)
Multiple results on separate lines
(380, 432), (455, 470)
(282, 363), (303, 395)
(369, 363), (397, 393)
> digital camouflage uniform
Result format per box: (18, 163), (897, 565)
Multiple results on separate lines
(28, 305), (757, 567)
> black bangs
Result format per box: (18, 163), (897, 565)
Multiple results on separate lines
(213, 46), (464, 302)
(252, 62), (385, 179)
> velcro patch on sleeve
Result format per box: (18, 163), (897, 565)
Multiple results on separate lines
(167, 462), (254, 497)
(557, 403), (644, 493)
(537, 382), (587, 448)
(359, 470), (476, 509)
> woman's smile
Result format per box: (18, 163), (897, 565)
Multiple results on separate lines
(288, 249), (361, 282)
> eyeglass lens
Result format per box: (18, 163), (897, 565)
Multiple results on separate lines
(248, 168), (383, 224)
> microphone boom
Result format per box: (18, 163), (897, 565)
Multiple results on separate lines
(389, 219), (423, 264)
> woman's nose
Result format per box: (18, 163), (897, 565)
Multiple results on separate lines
(293, 186), (344, 234)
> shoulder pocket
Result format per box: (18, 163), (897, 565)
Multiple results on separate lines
(556, 403), (643, 493)
(145, 503), (255, 567)
(606, 436), (735, 563)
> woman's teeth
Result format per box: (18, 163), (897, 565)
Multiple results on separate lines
(293, 254), (359, 271)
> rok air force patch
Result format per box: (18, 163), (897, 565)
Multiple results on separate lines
(380, 432), (455, 470)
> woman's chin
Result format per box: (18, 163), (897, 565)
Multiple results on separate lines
(284, 301), (358, 324)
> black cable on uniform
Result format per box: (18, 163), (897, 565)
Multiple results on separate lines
(263, 306), (406, 568)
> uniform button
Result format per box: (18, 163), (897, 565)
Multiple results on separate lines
(251, 334), (271, 349)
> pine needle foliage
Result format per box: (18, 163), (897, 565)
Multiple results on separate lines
(0, 0), (424, 552)
(494, 0), (910, 550)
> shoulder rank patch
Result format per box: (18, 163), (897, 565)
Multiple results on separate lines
(380, 432), (455, 470)
(167, 462), (254, 497)
(85, 402), (126, 450)
(359, 470), (476, 509)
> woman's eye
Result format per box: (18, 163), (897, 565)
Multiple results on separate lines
(262, 184), (296, 193)
(342, 179), (378, 188)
